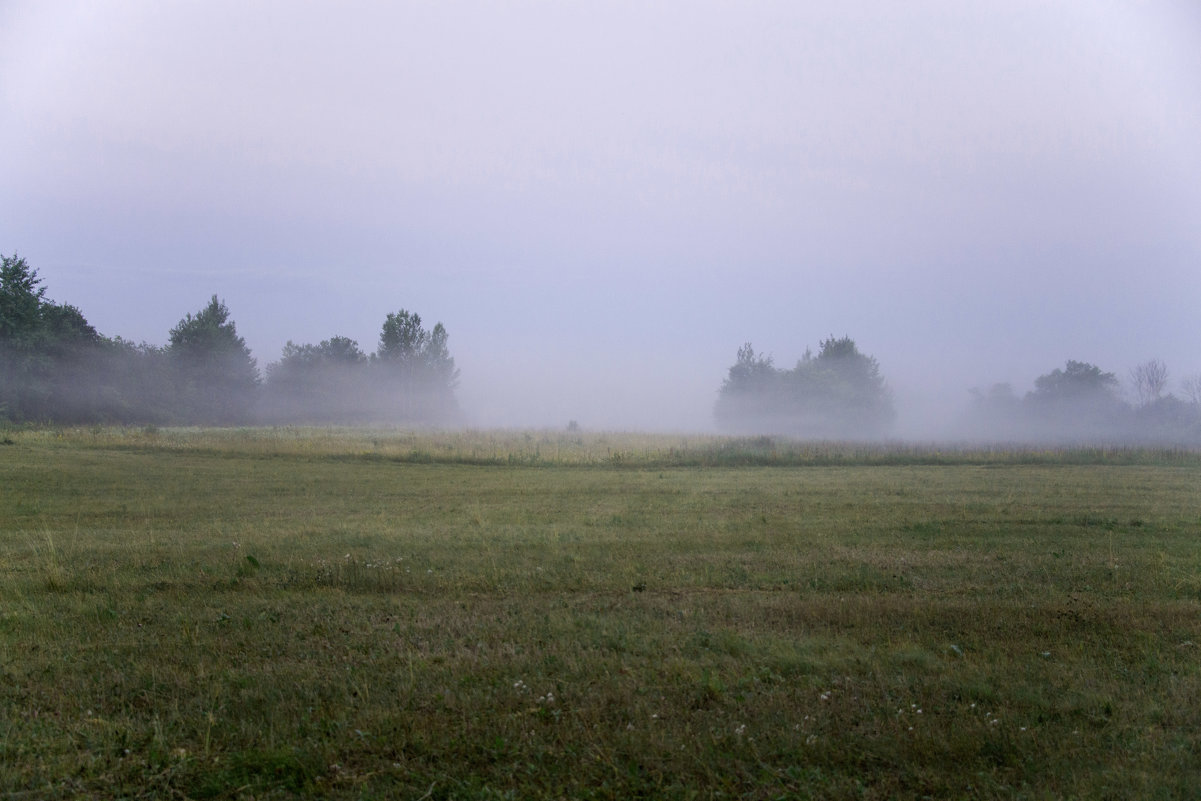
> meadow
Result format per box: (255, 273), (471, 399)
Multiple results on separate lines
(1, 426), (1200, 799)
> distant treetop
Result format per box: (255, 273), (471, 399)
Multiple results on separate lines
(716, 336), (893, 438)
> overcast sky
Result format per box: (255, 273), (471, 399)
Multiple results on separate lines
(2, 1), (1199, 432)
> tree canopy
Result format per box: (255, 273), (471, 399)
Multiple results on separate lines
(167, 296), (260, 424)
(964, 359), (1201, 443)
(1, 255), (105, 420)
(261, 337), (371, 422)
(1023, 360), (1124, 436)
(259, 311), (460, 424)
(716, 336), (894, 438)
(372, 311), (460, 422)
(0, 254), (46, 343)
(1029, 360), (1119, 404)
(0, 254), (462, 425)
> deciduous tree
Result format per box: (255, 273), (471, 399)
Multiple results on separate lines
(1130, 359), (1168, 407)
(1, 254), (105, 420)
(167, 296), (259, 423)
(374, 310), (460, 422)
(716, 337), (893, 437)
(263, 336), (370, 422)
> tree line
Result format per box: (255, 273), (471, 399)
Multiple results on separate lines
(6, 252), (1200, 441)
(0, 254), (460, 425)
(963, 359), (1201, 443)
(716, 339), (1201, 443)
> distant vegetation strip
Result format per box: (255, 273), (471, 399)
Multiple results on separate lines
(3, 432), (1200, 798)
(7, 426), (1201, 468)
(6, 253), (1201, 441)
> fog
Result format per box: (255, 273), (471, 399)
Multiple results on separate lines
(3, 2), (1200, 436)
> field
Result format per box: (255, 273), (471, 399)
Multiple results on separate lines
(2, 427), (1200, 799)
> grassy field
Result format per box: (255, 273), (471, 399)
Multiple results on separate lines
(1, 427), (1200, 799)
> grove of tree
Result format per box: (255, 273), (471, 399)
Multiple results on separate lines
(5, 253), (1200, 442)
(715, 336), (895, 438)
(0, 253), (461, 426)
(966, 359), (1201, 443)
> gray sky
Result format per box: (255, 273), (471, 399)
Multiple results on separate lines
(3, 1), (1199, 432)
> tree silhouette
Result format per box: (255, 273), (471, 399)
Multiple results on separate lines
(168, 296), (259, 423)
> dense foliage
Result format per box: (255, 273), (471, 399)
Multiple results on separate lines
(967, 359), (1201, 443)
(715, 337), (895, 438)
(0, 254), (460, 425)
(0, 254), (103, 420)
(715, 333), (1201, 442)
(260, 313), (460, 424)
(168, 296), (261, 424)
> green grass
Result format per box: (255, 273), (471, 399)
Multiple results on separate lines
(2, 427), (1200, 798)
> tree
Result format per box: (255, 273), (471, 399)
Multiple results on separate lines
(374, 310), (460, 422)
(167, 296), (259, 423)
(1029, 360), (1119, 404)
(725, 343), (778, 394)
(421, 322), (460, 398)
(0, 254), (107, 421)
(0, 253), (45, 343)
(377, 310), (428, 369)
(272, 336), (368, 375)
(39, 303), (100, 350)
(715, 336), (893, 437)
(1130, 359), (1169, 407)
(1123, 362), (1201, 443)
(804, 336), (894, 436)
(1183, 375), (1201, 408)
(1131, 394), (1199, 442)
(316, 335), (368, 365)
(92, 337), (177, 423)
(1, 255), (46, 418)
(714, 343), (781, 432)
(1025, 360), (1124, 439)
(262, 336), (370, 422)
(0, 258), (473, 425)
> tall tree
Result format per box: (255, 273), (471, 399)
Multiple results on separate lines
(374, 310), (460, 422)
(0, 254), (45, 343)
(167, 296), (259, 423)
(1, 254), (107, 420)
(422, 322), (460, 393)
(377, 310), (428, 368)
(0, 254), (47, 418)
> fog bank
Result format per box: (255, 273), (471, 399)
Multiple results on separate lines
(3, 2), (1199, 434)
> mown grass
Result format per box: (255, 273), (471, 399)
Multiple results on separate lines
(1, 427), (1200, 799)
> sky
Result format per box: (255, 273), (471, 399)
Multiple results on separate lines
(2, 1), (1199, 433)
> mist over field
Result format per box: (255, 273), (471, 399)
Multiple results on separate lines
(4, 8), (1201, 795)
(2, 2), (1199, 436)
